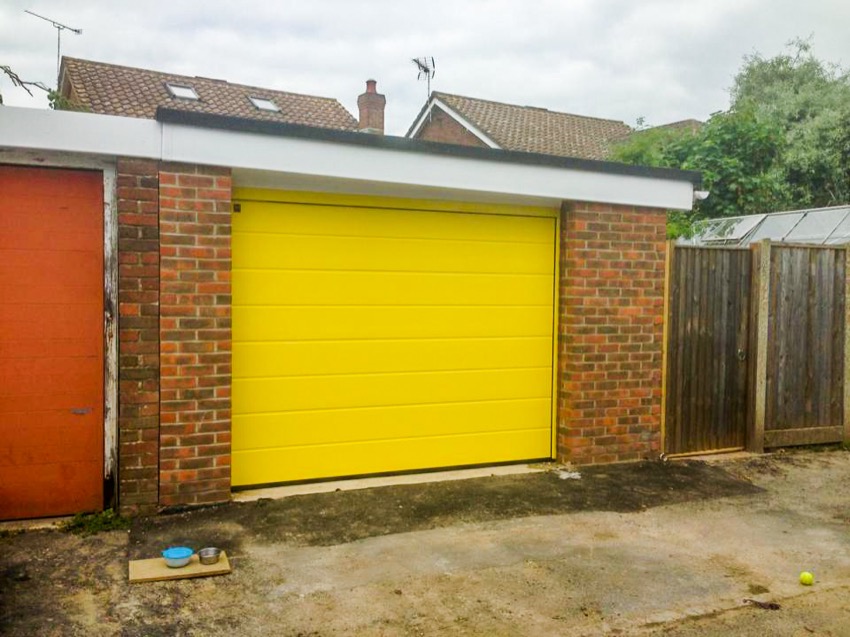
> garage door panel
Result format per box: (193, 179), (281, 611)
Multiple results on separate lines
(0, 168), (102, 200)
(0, 460), (103, 519)
(0, 357), (101, 397)
(233, 306), (553, 341)
(0, 222), (100, 251)
(233, 398), (552, 451)
(232, 427), (551, 486)
(0, 250), (102, 287)
(0, 303), (102, 359)
(234, 270), (553, 306)
(0, 165), (103, 519)
(232, 196), (555, 486)
(0, 411), (102, 464)
(234, 367), (552, 414)
(233, 337), (552, 378)
(236, 202), (554, 243)
(233, 232), (553, 274)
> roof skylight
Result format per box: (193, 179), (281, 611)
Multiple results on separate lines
(166, 83), (199, 100)
(249, 96), (280, 112)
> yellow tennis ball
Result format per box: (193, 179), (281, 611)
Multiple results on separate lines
(800, 571), (814, 586)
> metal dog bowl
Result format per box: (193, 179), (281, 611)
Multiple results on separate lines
(198, 547), (222, 565)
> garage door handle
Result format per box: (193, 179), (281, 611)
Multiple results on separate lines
(70, 408), (92, 415)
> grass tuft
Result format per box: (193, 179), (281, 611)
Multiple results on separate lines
(60, 508), (130, 536)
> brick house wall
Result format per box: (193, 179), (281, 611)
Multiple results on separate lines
(116, 159), (161, 515)
(158, 163), (233, 507)
(413, 107), (489, 148)
(556, 201), (667, 464)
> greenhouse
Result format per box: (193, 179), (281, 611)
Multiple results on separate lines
(684, 205), (850, 247)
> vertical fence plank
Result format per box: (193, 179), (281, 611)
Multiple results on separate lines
(844, 247), (850, 444)
(660, 240), (674, 452)
(751, 240), (770, 453)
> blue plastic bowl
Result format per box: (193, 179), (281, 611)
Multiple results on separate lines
(162, 546), (194, 568)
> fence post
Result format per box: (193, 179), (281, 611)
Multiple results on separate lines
(660, 240), (674, 454)
(845, 246), (850, 445)
(749, 239), (771, 453)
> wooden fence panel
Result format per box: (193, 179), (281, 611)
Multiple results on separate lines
(664, 246), (751, 455)
(764, 245), (846, 446)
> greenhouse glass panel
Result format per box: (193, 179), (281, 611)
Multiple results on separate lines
(747, 213), (804, 243)
(825, 211), (850, 245)
(692, 215), (764, 245)
(785, 207), (850, 243)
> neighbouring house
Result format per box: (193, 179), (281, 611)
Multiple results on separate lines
(0, 57), (701, 521)
(59, 56), (365, 132)
(647, 118), (703, 134)
(406, 92), (704, 160)
(406, 91), (633, 160)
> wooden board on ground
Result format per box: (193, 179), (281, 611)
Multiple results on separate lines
(129, 552), (231, 583)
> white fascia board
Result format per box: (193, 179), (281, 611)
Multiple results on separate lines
(408, 97), (500, 149)
(0, 106), (695, 211)
(162, 123), (694, 211)
(0, 106), (159, 158)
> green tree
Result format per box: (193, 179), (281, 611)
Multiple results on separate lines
(611, 107), (788, 232)
(731, 39), (850, 208)
(612, 40), (850, 236)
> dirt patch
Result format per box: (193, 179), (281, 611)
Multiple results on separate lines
(130, 460), (762, 557)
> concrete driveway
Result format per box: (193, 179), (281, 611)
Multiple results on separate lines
(1, 449), (849, 636)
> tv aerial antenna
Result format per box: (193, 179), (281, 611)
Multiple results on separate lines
(412, 57), (436, 98)
(25, 9), (83, 88)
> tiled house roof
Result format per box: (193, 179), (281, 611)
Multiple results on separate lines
(59, 57), (358, 131)
(647, 119), (703, 134)
(409, 92), (633, 160)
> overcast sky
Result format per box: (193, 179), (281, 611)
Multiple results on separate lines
(2, 0), (849, 136)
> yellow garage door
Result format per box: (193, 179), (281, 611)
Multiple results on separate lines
(231, 191), (557, 487)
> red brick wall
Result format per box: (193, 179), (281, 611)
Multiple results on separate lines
(413, 107), (490, 148)
(557, 201), (667, 465)
(116, 159), (160, 515)
(158, 163), (232, 507)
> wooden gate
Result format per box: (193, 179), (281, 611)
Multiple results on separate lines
(760, 245), (846, 447)
(664, 246), (752, 455)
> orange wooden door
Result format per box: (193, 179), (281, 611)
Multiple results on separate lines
(0, 166), (104, 520)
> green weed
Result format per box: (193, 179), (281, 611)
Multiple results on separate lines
(60, 508), (130, 536)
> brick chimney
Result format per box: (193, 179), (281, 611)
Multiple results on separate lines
(357, 79), (386, 135)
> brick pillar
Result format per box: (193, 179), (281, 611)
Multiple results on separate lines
(557, 201), (667, 464)
(116, 159), (160, 515)
(158, 163), (232, 507)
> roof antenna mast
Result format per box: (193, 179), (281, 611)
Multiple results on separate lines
(411, 56), (436, 99)
(25, 9), (83, 88)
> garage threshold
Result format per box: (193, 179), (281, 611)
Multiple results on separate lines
(232, 463), (550, 503)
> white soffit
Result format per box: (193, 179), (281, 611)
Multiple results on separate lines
(0, 106), (696, 211)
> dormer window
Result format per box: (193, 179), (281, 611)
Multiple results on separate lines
(166, 83), (199, 100)
(249, 96), (279, 112)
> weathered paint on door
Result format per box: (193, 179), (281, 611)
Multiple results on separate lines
(231, 192), (556, 487)
(0, 165), (104, 520)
